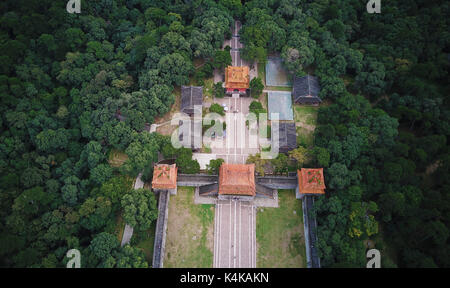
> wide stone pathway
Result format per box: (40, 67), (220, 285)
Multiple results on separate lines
(213, 200), (256, 268)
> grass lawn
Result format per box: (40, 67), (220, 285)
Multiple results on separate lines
(297, 127), (314, 148)
(265, 86), (292, 91)
(258, 62), (266, 85)
(164, 187), (215, 267)
(203, 78), (214, 102)
(108, 149), (128, 167)
(256, 190), (306, 268)
(201, 145), (212, 153)
(294, 105), (318, 148)
(294, 105), (318, 126)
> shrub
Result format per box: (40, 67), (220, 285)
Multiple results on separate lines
(214, 82), (224, 98)
(250, 77), (264, 98)
(209, 103), (225, 116)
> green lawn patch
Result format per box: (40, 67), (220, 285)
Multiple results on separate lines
(294, 105), (318, 148)
(164, 187), (214, 267)
(294, 105), (318, 126)
(203, 78), (214, 101)
(265, 86), (292, 91)
(297, 127), (314, 148)
(258, 62), (266, 85)
(256, 190), (306, 268)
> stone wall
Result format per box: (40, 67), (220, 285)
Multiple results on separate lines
(256, 176), (298, 190)
(302, 195), (321, 268)
(152, 190), (170, 268)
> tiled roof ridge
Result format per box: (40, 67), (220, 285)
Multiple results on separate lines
(307, 74), (311, 96)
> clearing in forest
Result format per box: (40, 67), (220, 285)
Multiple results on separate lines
(108, 149), (128, 167)
(164, 187), (215, 267)
(256, 190), (306, 268)
(294, 105), (318, 148)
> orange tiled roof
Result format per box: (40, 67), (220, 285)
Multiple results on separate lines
(298, 168), (325, 195)
(152, 164), (177, 190)
(219, 163), (255, 196)
(225, 66), (250, 89)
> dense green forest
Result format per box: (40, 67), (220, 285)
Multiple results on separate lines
(237, 0), (449, 267)
(0, 0), (232, 268)
(0, 0), (448, 268)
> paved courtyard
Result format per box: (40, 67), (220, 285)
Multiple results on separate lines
(214, 200), (256, 268)
(211, 97), (259, 164)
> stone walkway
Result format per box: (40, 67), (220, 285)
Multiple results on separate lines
(192, 153), (217, 170)
(120, 224), (134, 247)
(120, 173), (144, 247)
(194, 187), (217, 205)
(214, 200), (256, 268)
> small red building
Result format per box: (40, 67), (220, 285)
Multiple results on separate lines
(224, 66), (250, 95)
(219, 163), (256, 198)
(152, 164), (178, 194)
(296, 168), (326, 198)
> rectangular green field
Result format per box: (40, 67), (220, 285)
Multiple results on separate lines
(164, 187), (215, 267)
(297, 127), (314, 148)
(294, 105), (318, 148)
(294, 105), (318, 126)
(258, 62), (266, 85)
(265, 86), (292, 91)
(256, 190), (307, 268)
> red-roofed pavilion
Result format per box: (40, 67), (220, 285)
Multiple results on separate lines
(224, 66), (249, 95)
(152, 164), (178, 194)
(297, 168), (326, 196)
(219, 163), (256, 197)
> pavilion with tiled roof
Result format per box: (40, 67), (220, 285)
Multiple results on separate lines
(152, 164), (178, 195)
(271, 122), (297, 153)
(218, 163), (256, 198)
(292, 75), (322, 105)
(181, 86), (203, 116)
(225, 66), (250, 95)
(296, 168), (326, 198)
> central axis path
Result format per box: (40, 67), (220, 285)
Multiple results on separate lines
(213, 199), (256, 268)
(212, 19), (257, 269)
